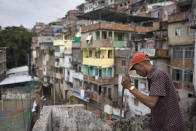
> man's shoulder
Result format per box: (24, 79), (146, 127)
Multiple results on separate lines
(152, 67), (169, 79)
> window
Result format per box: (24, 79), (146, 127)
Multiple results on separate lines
(95, 51), (100, 58)
(118, 33), (123, 41)
(173, 47), (183, 58)
(79, 66), (81, 72)
(154, 11), (159, 18)
(185, 46), (194, 59)
(135, 43), (138, 52)
(108, 88), (112, 99)
(55, 46), (60, 52)
(108, 50), (113, 58)
(94, 86), (98, 92)
(184, 70), (193, 83)
(175, 28), (181, 36)
(102, 31), (107, 39)
(89, 50), (92, 57)
(172, 69), (182, 81)
(121, 60), (126, 66)
(99, 86), (102, 95)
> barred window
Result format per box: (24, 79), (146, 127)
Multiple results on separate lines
(173, 47), (183, 58)
(184, 70), (193, 83)
(185, 46), (194, 59)
(121, 60), (126, 66)
(172, 69), (182, 81)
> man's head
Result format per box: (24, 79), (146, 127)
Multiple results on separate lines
(129, 53), (152, 77)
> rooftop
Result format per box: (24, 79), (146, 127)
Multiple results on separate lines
(81, 22), (132, 32)
(77, 8), (158, 24)
(0, 75), (33, 86)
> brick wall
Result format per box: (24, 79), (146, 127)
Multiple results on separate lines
(171, 59), (193, 69)
(131, 22), (160, 33)
(168, 11), (190, 23)
(115, 57), (127, 74)
(82, 22), (132, 33)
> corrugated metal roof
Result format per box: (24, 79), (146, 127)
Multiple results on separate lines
(0, 75), (33, 86)
(6, 66), (28, 75)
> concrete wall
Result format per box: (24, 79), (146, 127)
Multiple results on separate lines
(168, 22), (195, 46)
(32, 105), (112, 131)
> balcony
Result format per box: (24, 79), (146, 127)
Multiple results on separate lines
(81, 39), (113, 48)
(155, 49), (168, 57)
(83, 58), (114, 68)
(55, 73), (64, 79)
(83, 75), (118, 85)
(168, 11), (190, 23)
(114, 40), (127, 48)
(90, 92), (110, 105)
(72, 71), (83, 80)
(54, 52), (64, 58)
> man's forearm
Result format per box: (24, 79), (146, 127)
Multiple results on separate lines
(129, 88), (159, 109)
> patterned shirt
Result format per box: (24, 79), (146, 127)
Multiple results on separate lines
(147, 66), (185, 131)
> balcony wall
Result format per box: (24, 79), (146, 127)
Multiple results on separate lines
(168, 11), (190, 23)
(81, 39), (114, 48)
(114, 41), (127, 48)
(83, 58), (114, 68)
(83, 75), (118, 85)
(90, 92), (110, 105)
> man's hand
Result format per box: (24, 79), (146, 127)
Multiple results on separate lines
(121, 75), (159, 109)
(121, 75), (131, 89)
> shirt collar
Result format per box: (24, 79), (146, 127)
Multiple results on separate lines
(147, 66), (157, 79)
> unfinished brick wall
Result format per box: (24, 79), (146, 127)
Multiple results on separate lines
(170, 59), (193, 69)
(130, 22), (160, 33)
(82, 22), (132, 33)
(115, 57), (127, 74)
(168, 11), (190, 23)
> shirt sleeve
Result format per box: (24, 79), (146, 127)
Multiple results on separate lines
(149, 73), (166, 96)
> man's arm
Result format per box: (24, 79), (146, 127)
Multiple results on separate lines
(129, 88), (159, 109)
(121, 76), (159, 109)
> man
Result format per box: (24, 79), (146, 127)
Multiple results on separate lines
(121, 52), (185, 131)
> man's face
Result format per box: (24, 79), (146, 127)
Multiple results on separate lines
(133, 63), (147, 77)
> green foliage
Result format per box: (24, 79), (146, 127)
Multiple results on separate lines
(0, 26), (33, 69)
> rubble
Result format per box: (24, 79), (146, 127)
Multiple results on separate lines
(111, 115), (151, 131)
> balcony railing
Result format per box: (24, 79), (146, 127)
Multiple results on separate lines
(83, 58), (114, 68)
(90, 92), (110, 105)
(81, 39), (114, 48)
(83, 75), (118, 85)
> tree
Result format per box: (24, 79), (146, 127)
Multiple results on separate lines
(0, 26), (34, 69)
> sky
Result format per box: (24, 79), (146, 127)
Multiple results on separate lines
(0, 0), (84, 29)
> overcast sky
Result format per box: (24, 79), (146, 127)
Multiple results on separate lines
(0, 0), (84, 29)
